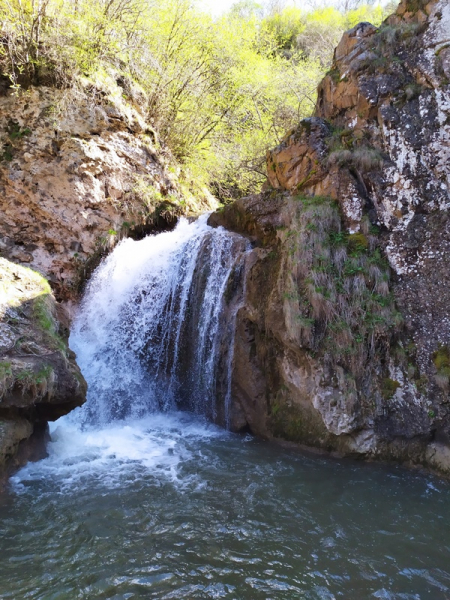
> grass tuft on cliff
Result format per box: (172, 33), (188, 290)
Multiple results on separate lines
(282, 195), (401, 380)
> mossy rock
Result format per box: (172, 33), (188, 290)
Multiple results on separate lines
(381, 378), (401, 400)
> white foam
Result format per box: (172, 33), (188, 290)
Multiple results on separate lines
(11, 412), (228, 493)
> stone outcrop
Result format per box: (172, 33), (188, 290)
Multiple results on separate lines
(0, 76), (217, 301)
(210, 0), (450, 475)
(0, 258), (86, 479)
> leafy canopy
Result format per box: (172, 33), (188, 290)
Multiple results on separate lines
(0, 0), (391, 200)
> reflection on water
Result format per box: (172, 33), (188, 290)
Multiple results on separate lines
(1, 411), (450, 600)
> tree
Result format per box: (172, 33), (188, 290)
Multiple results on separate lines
(229, 0), (264, 20)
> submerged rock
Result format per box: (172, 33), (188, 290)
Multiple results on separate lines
(210, 0), (450, 475)
(0, 258), (86, 478)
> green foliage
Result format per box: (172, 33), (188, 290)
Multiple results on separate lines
(33, 295), (55, 334)
(0, 0), (395, 198)
(347, 232), (369, 253)
(31, 291), (67, 353)
(7, 121), (31, 140)
(0, 362), (12, 382)
(326, 126), (385, 172)
(0, 358), (54, 399)
(1, 121), (33, 162)
(0, 145), (14, 162)
(10, 364), (53, 396)
(433, 346), (450, 372)
(263, 7), (305, 53)
(129, 178), (163, 213)
(433, 345), (450, 390)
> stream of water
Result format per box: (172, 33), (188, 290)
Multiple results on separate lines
(1, 217), (450, 599)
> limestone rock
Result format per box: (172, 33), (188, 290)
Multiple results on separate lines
(0, 258), (86, 475)
(210, 0), (450, 475)
(0, 81), (216, 300)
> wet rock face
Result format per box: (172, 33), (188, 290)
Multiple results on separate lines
(0, 258), (86, 475)
(211, 0), (450, 475)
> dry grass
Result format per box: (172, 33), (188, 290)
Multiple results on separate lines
(283, 195), (401, 379)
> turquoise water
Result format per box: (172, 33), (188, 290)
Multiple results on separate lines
(1, 412), (449, 600)
(2, 219), (448, 600)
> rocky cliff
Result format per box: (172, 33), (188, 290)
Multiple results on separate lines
(0, 74), (217, 302)
(211, 0), (450, 474)
(0, 258), (86, 480)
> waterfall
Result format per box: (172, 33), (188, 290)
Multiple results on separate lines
(70, 215), (249, 427)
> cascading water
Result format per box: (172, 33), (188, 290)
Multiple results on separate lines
(4, 215), (450, 600)
(70, 214), (249, 427)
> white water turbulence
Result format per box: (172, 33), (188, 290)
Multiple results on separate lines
(70, 214), (249, 427)
(7, 216), (450, 600)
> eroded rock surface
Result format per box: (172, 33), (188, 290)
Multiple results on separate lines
(211, 0), (450, 475)
(0, 78), (217, 300)
(0, 258), (86, 477)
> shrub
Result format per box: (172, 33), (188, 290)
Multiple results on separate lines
(381, 378), (401, 400)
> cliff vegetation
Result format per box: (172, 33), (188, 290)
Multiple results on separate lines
(0, 0), (392, 201)
(210, 0), (450, 476)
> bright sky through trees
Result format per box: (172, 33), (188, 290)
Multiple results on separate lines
(200, 0), (235, 15)
(201, 0), (391, 16)
(0, 0), (394, 200)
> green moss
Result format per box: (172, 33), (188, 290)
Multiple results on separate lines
(31, 293), (67, 354)
(347, 233), (369, 254)
(33, 296), (55, 333)
(433, 346), (450, 372)
(269, 394), (329, 445)
(325, 67), (340, 84)
(381, 378), (401, 400)
(432, 346), (450, 389)
(0, 362), (12, 381)
(296, 168), (317, 190)
(269, 401), (307, 443)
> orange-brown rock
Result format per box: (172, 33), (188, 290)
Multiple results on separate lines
(266, 118), (331, 191)
(210, 0), (450, 476)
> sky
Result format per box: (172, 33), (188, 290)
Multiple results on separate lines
(200, 0), (389, 17)
(200, 0), (236, 14)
